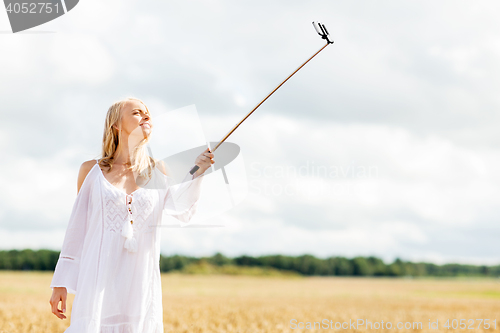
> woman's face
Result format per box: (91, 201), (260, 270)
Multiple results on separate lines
(115, 100), (152, 140)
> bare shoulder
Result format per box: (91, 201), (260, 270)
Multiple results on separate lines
(77, 159), (98, 194)
(154, 159), (171, 177)
(155, 159), (167, 176)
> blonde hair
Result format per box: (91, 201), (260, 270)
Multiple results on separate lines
(97, 97), (158, 180)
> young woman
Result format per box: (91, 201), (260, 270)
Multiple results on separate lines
(48, 97), (214, 332)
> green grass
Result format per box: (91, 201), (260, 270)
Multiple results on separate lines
(175, 262), (302, 277)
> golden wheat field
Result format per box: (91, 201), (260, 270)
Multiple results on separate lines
(0, 271), (498, 333)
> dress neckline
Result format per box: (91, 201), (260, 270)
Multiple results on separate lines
(94, 163), (144, 196)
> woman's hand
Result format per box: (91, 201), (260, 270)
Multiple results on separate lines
(193, 148), (214, 178)
(49, 287), (67, 319)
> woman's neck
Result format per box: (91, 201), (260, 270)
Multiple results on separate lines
(114, 143), (133, 165)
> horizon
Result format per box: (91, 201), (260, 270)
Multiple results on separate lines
(1, 1), (499, 267)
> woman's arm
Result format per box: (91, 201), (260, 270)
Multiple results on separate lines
(77, 160), (96, 193)
(50, 161), (94, 295)
(159, 148), (214, 226)
(49, 161), (95, 319)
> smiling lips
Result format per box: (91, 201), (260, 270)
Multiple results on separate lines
(140, 123), (151, 129)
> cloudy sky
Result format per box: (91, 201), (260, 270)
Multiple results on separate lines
(1, 0), (499, 265)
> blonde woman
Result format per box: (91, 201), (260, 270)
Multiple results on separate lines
(48, 97), (214, 332)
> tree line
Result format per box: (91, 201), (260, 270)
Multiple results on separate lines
(0, 249), (498, 277)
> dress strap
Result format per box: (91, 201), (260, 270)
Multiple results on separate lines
(95, 158), (100, 163)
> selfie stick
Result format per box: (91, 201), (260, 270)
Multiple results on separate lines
(190, 21), (334, 175)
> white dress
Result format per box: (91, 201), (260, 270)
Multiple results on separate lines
(50, 159), (204, 333)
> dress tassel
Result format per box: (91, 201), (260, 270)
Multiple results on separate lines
(124, 237), (138, 253)
(122, 220), (136, 252)
(123, 194), (137, 253)
(121, 219), (133, 238)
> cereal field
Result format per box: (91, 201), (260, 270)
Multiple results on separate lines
(0, 271), (499, 333)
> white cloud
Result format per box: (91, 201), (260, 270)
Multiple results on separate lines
(1, 0), (499, 265)
(0, 150), (81, 229)
(48, 34), (116, 85)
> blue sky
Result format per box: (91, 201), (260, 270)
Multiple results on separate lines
(0, 0), (499, 265)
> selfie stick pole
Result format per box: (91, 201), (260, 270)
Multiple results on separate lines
(190, 21), (334, 175)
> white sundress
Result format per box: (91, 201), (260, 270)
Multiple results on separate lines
(50, 159), (204, 333)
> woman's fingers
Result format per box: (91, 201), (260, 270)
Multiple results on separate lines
(199, 157), (215, 166)
(199, 153), (215, 163)
(61, 296), (67, 315)
(194, 148), (215, 174)
(50, 290), (67, 320)
(50, 298), (66, 319)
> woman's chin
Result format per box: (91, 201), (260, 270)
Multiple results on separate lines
(142, 130), (152, 138)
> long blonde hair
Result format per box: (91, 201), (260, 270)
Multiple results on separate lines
(97, 97), (158, 180)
